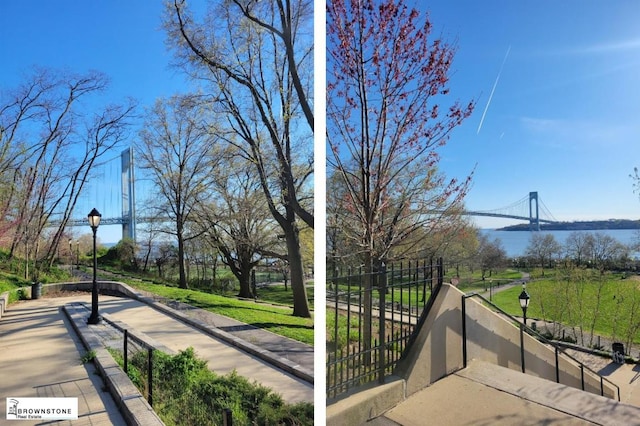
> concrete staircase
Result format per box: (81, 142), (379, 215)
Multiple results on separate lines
(369, 360), (640, 425)
(327, 284), (635, 425)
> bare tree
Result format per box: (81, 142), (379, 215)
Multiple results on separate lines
(164, 0), (313, 317)
(0, 68), (135, 270)
(196, 154), (281, 299)
(137, 95), (216, 289)
(525, 233), (562, 275)
(564, 231), (592, 266)
(589, 232), (626, 271)
(476, 233), (507, 280)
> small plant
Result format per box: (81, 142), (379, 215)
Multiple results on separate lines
(118, 347), (314, 425)
(80, 350), (97, 364)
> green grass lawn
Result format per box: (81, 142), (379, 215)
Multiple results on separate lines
(0, 271), (29, 302)
(455, 269), (524, 293)
(490, 270), (640, 346)
(257, 283), (314, 309)
(124, 280), (314, 345)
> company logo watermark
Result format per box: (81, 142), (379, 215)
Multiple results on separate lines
(6, 398), (78, 421)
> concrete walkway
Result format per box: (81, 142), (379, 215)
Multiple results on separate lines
(133, 288), (314, 377)
(567, 348), (640, 407)
(92, 294), (313, 403)
(370, 361), (640, 426)
(0, 290), (313, 423)
(0, 296), (127, 425)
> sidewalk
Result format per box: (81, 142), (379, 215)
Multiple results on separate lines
(133, 287), (314, 377)
(0, 289), (313, 423)
(0, 295), (127, 425)
(89, 294), (313, 403)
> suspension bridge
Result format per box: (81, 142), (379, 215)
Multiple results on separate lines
(61, 148), (558, 241)
(60, 148), (137, 241)
(465, 191), (558, 231)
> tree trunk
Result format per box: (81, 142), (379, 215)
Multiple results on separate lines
(177, 220), (188, 289)
(237, 263), (253, 299)
(283, 221), (310, 318)
(362, 252), (374, 366)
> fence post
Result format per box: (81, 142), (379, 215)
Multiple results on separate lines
(462, 295), (467, 369)
(124, 329), (128, 374)
(147, 348), (153, 407)
(251, 270), (257, 300)
(520, 322), (526, 373)
(378, 262), (387, 384)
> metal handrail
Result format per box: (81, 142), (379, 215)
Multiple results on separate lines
(462, 292), (620, 401)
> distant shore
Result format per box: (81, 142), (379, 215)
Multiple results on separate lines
(499, 219), (640, 231)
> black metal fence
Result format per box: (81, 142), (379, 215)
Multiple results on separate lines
(326, 258), (444, 400)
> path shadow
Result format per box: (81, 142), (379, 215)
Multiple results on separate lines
(630, 364), (640, 384)
(598, 362), (623, 376)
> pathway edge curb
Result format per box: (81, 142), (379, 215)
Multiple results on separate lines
(62, 303), (165, 426)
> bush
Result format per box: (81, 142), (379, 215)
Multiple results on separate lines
(123, 347), (313, 425)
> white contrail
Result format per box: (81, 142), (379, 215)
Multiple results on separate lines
(477, 45), (511, 134)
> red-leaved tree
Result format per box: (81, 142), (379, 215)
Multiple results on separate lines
(327, 0), (475, 358)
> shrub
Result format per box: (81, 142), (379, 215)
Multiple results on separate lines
(122, 347), (313, 425)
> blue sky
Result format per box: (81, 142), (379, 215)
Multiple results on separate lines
(420, 1), (640, 228)
(0, 1), (193, 242)
(2, 1), (640, 243)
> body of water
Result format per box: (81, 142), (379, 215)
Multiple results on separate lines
(480, 229), (640, 258)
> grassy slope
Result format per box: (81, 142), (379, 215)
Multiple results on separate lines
(125, 280), (314, 345)
(491, 271), (640, 344)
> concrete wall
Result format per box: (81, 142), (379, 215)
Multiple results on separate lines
(0, 291), (8, 319)
(464, 294), (616, 399)
(327, 284), (466, 425)
(327, 283), (617, 424)
(394, 284), (465, 396)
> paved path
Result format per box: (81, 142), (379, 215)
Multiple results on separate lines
(93, 294), (313, 403)
(476, 272), (530, 300)
(370, 361), (640, 426)
(0, 290), (313, 424)
(134, 289), (314, 373)
(566, 348), (640, 407)
(0, 296), (126, 425)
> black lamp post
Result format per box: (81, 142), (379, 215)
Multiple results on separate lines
(68, 239), (72, 271)
(76, 241), (80, 270)
(518, 282), (530, 373)
(518, 282), (530, 326)
(87, 208), (102, 325)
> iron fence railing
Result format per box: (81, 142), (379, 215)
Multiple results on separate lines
(326, 258), (444, 400)
(462, 292), (620, 401)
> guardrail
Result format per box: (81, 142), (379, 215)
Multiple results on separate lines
(462, 292), (620, 401)
(326, 258), (444, 400)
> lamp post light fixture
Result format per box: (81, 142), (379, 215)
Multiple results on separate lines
(518, 282), (530, 373)
(87, 208), (102, 325)
(518, 282), (530, 326)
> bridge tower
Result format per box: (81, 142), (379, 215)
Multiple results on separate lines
(121, 148), (136, 241)
(529, 191), (540, 231)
